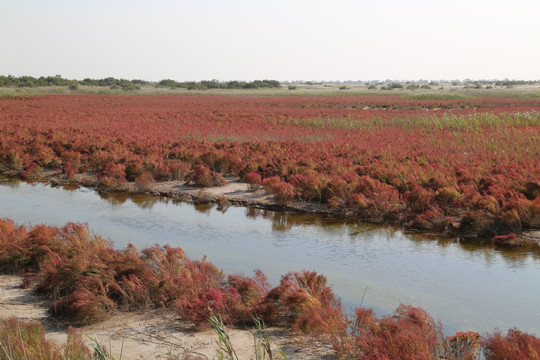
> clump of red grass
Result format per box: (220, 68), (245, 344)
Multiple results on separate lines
(261, 271), (346, 333)
(244, 171), (262, 191)
(330, 305), (443, 359)
(135, 171), (156, 189)
(329, 307), (538, 360)
(270, 181), (295, 204)
(185, 164), (227, 187)
(445, 331), (482, 360)
(0, 317), (91, 360)
(481, 328), (540, 360)
(0, 217), (539, 359)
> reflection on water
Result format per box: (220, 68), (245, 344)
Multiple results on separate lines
(0, 176), (21, 189)
(98, 192), (132, 207)
(193, 202), (213, 214)
(243, 206), (538, 264)
(0, 177), (539, 335)
(60, 184), (81, 192)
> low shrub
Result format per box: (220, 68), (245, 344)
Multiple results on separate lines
(0, 218), (29, 273)
(478, 195), (501, 214)
(482, 328), (540, 360)
(271, 181), (295, 204)
(404, 186), (434, 213)
(223, 271), (271, 324)
(459, 210), (496, 236)
(199, 151), (242, 174)
(51, 284), (117, 324)
(407, 206), (448, 232)
(327, 195), (345, 209)
(497, 208), (522, 233)
(20, 162), (42, 180)
(172, 259), (227, 324)
(185, 164), (227, 187)
(509, 197), (540, 228)
(261, 175), (281, 192)
(61, 151), (83, 180)
(332, 305), (443, 360)
(244, 171), (262, 191)
(262, 271), (346, 333)
(135, 171), (156, 189)
(523, 181), (540, 200)
(288, 171), (328, 202)
(444, 331), (481, 360)
(351, 176), (402, 221)
(0, 317), (91, 360)
(323, 175), (357, 203)
(435, 186), (462, 207)
(167, 160), (191, 181)
(100, 163), (127, 184)
(348, 192), (369, 209)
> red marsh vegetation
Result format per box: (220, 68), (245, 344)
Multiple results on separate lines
(1, 218), (539, 359)
(0, 94), (539, 238)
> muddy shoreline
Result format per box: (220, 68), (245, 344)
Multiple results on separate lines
(2, 168), (539, 247)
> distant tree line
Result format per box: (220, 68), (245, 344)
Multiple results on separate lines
(493, 80), (538, 86)
(0, 75), (79, 88)
(2, 75), (538, 91)
(0, 75), (281, 91)
(157, 79), (281, 90)
(79, 77), (150, 90)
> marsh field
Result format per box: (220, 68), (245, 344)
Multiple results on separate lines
(0, 84), (539, 359)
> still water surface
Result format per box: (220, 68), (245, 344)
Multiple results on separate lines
(1, 178), (538, 335)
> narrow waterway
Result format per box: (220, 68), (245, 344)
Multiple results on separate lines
(1, 178), (538, 335)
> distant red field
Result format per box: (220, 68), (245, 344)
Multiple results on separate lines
(1, 94), (539, 237)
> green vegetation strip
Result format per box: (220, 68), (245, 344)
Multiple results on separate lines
(272, 111), (540, 130)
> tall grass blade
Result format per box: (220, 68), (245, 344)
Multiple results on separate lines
(209, 314), (238, 360)
(17, 322), (28, 360)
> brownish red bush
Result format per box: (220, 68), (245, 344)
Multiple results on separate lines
(262, 271), (346, 333)
(270, 181), (295, 204)
(135, 171), (156, 189)
(244, 171), (262, 191)
(185, 164), (227, 187)
(482, 328), (540, 360)
(341, 305), (442, 360)
(0, 317), (91, 360)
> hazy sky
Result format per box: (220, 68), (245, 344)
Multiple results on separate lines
(1, 0), (539, 81)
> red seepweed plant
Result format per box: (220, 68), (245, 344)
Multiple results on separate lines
(244, 171), (262, 191)
(0, 317), (92, 360)
(482, 328), (540, 360)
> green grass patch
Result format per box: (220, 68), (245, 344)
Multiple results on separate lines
(274, 111), (540, 131)
(406, 93), (468, 100)
(499, 92), (540, 99)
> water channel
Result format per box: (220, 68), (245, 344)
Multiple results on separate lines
(1, 177), (538, 335)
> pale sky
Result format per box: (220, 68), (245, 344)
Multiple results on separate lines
(1, 0), (539, 81)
